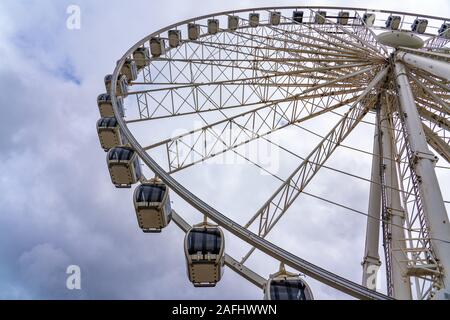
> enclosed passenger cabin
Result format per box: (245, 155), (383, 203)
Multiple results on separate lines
(338, 11), (350, 25)
(228, 16), (239, 31)
(315, 11), (327, 24)
(133, 180), (172, 233)
(150, 37), (166, 57)
(269, 11), (281, 26)
(120, 58), (138, 83)
(411, 19), (428, 34)
(184, 223), (225, 287)
(133, 47), (150, 70)
(386, 15), (401, 30)
(104, 74), (128, 97)
(168, 30), (182, 48)
(96, 117), (127, 151)
(362, 13), (376, 27)
(208, 19), (219, 35)
(249, 13), (260, 28)
(264, 268), (314, 301)
(292, 11), (304, 23)
(439, 23), (450, 38)
(97, 93), (125, 118)
(187, 23), (201, 40)
(107, 147), (142, 188)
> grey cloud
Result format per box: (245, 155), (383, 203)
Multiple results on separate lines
(0, 0), (448, 300)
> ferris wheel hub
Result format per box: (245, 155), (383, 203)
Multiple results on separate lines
(376, 30), (424, 49)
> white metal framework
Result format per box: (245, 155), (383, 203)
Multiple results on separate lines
(100, 6), (450, 300)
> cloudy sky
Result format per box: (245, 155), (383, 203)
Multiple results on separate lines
(0, 0), (449, 300)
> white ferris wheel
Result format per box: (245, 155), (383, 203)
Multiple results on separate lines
(96, 6), (450, 300)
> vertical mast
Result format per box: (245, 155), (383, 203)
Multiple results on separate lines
(394, 60), (450, 299)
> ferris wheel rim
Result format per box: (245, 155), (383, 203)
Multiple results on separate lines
(107, 6), (450, 300)
(106, 6), (416, 300)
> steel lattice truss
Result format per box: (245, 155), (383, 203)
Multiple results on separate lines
(105, 6), (450, 300)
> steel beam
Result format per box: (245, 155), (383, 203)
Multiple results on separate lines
(394, 60), (450, 299)
(362, 110), (382, 290)
(380, 105), (412, 299)
(241, 68), (388, 261)
(397, 51), (450, 81)
(423, 124), (450, 163)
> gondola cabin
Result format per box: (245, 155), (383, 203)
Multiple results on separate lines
(104, 74), (128, 97)
(411, 19), (428, 34)
(184, 223), (225, 287)
(120, 58), (138, 83)
(228, 16), (239, 31)
(96, 117), (127, 151)
(107, 147), (142, 188)
(133, 47), (150, 70)
(338, 11), (350, 25)
(264, 271), (314, 301)
(249, 13), (260, 28)
(439, 23), (450, 38)
(168, 30), (182, 48)
(133, 180), (172, 233)
(292, 11), (304, 23)
(269, 11), (281, 26)
(208, 19), (219, 35)
(315, 11), (327, 24)
(150, 37), (166, 57)
(97, 93), (124, 118)
(188, 23), (201, 40)
(386, 15), (401, 30)
(362, 13), (376, 27)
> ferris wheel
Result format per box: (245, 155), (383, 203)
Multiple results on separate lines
(96, 6), (450, 300)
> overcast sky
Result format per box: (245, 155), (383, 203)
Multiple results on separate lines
(0, 0), (449, 300)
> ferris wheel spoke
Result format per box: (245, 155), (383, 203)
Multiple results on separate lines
(306, 8), (387, 56)
(423, 34), (450, 50)
(136, 46), (372, 85)
(410, 75), (450, 114)
(422, 123), (450, 163)
(276, 10), (384, 58)
(257, 12), (377, 58)
(138, 65), (377, 150)
(230, 23), (368, 59)
(415, 95), (449, 116)
(225, 26), (358, 63)
(150, 56), (366, 64)
(418, 105), (450, 132)
(241, 68), (387, 250)
(146, 90), (360, 173)
(412, 70), (450, 93)
(179, 31), (343, 77)
(126, 63), (375, 123)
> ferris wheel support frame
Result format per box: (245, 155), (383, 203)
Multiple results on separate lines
(362, 114), (382, 290)
(394, 59), (450, 298)
(380, 102), (413, 299)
